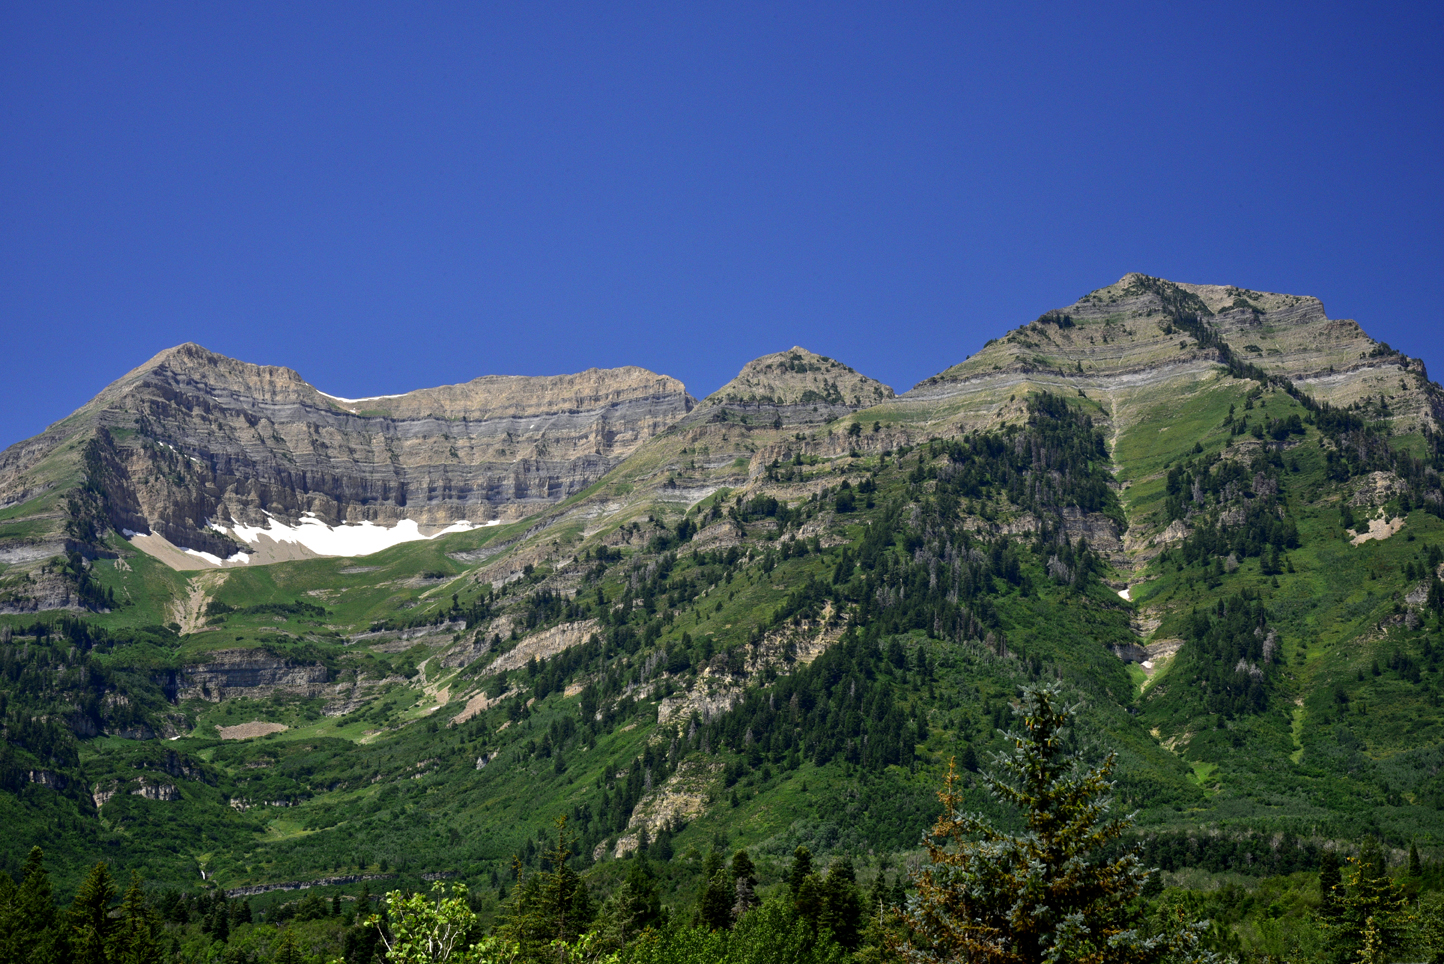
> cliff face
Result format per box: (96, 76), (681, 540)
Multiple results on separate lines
(175, 649), (329, 702)
(0, 344), (694, 564)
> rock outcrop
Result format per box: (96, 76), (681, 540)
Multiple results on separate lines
(176, 649), (328, 701)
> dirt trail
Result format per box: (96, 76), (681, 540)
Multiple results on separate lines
(172, 570), (229, 635)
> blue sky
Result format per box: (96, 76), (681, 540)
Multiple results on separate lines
(3, 2), (1441, 447)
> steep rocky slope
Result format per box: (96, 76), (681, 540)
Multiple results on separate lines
(896, 273), (1442, 436)
(0, 344), (693, 571)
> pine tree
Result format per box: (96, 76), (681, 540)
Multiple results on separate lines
(893, 682), (1169, 964)
(70, 861), (117, 964)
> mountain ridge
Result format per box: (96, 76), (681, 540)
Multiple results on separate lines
(3, 273), (1436, 586)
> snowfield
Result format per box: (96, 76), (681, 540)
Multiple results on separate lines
(213, 512), (499, 558)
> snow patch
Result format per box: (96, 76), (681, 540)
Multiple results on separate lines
(213, 513), (499, 559)
(317, 390), (410, 405)
(180, 547), (251, 566)
(1118, 587), (1132, 601)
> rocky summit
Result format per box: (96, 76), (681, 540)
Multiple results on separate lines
(1, 276), (1442, 962)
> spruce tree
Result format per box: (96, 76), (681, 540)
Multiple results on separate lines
(794, 874), (825, 929)
(502, 815), (594, 950)
(620, 855), (663, 935)
(274, 929), (302, 964)
(4, 847), (67, 964)
(596, 853), (664, 950)
(788, 846), (813, 895)
(1325, 837), (1413, 964)
(731, 850), (760, 922)
(894, 682), (1168, 964)
(696, 850), (734, 931)
(820, 860), (865, 949)
(114, 873), (160, 964)
(70, 861), (117, 964)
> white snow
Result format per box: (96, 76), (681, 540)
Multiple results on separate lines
(214, 513), (499, 558)
(317, 390), (410, 405)
(179, 547), (251, 566)
(1118, 587), (1132, 601)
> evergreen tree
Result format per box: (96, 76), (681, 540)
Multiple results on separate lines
(70, 861), (117, 964)
(731, 850), (760, 922)
(1, 847), (66, 964)
(794, 874), (825, 929)
(502, 815), (594, 951)
(867, 871), (893, 919)
(1324, 838), (1414, 964)
(597, 855), (664, 949)
(894, 683), (1170, 964)
(819, 860), (865, 949)
(113, 872), (160, 964)
(697, 850), (734, 931)
(789, 846), (813, 896)
(274, 928), (302, 964)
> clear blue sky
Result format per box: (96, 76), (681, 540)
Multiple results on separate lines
(3, 2), (1441, 447)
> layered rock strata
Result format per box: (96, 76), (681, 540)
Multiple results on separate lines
(0, 344), (694, 561)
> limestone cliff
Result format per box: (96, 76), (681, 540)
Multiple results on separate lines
(0, 344), (694, 565)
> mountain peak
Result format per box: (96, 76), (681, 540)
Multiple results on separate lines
(705, 347), (894, 411)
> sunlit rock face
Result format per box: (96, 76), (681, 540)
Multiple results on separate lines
(0, 343), (694, 562)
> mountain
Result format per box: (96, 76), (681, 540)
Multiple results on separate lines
(0, 344), (693, 585)
(1, 276), (1441, 933)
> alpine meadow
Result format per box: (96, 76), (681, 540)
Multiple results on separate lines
(2, 275), (1443, 963)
